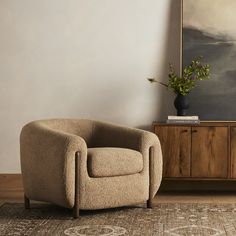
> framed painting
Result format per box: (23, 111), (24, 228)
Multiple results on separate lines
(182, 0), (236, 120)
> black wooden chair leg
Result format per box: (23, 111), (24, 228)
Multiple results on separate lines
(147, 146), (154, 209)
(147, 198), (153, 208)
(73, 206), (79, 219)
(24, 195), (30, 209)
(73, 152), (80, 219)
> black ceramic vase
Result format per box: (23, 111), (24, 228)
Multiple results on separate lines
(174, 94), (189, 116)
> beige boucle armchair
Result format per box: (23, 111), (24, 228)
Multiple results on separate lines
(20, 119), (162, 218)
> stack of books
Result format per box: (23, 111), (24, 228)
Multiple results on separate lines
(167, 116), (200, 124)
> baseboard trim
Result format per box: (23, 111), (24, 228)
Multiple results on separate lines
(160, 179), (236, 192)
(0, 174), (23, 199)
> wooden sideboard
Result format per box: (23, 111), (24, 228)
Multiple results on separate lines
(153, 121), (236, 180)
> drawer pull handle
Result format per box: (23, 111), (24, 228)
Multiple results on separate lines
(182, 130), (188, 133)
(192, 130), (197, 133)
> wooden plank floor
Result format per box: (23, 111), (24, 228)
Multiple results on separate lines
(1, 174), (236, 205)
(1, 192), (236, 206)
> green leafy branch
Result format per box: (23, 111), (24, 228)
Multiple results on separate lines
(148, 56), (210, 96)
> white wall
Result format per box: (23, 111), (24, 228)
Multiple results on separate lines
(0, 0), (181, 173)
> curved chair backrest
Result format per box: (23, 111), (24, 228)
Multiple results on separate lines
(30, 119), (94, 147)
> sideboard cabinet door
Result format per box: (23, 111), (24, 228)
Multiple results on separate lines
(230, 127), (236, 178)
(155, 126), (191, 178)
(191, 127), (228, 178)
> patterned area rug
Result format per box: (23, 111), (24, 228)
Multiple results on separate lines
(0, 203), (236, 235)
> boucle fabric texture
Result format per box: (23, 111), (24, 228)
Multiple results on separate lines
(87, 147), (143, 177)
(20, 119), (162, 210)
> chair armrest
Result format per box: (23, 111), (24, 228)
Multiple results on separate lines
(141, 132), (163, 199)
(20, 121), (87, 208)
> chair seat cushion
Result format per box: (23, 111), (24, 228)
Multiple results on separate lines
(87, 147), (143, 177)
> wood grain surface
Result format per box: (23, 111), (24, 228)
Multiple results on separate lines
(0, 174), (23, 199)
(230, 127), (236, 178)
(191, 127), (228, 178)
(155, 126), (191, 178)
(153, 122), (233, 180)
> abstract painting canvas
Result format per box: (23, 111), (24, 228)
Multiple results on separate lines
(183, 0), (236, 120)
